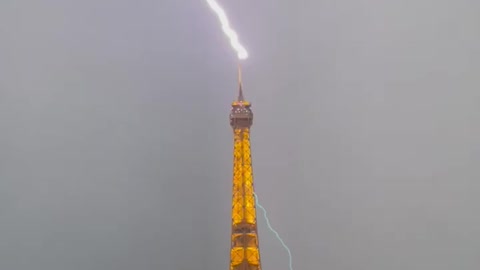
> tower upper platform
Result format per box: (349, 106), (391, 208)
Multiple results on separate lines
(230, 84), (253, 128)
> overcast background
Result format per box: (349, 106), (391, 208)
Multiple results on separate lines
(1, 0), (480, 269)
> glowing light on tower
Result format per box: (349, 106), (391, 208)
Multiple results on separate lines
(205, 0), (248, 60)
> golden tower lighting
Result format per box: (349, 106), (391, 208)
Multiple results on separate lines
(228, 65), (262, 270)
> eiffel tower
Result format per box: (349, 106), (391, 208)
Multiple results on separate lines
(228, 65), (262, 270)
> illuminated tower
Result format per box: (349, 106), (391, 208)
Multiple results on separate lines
(229, 66), (262, 270)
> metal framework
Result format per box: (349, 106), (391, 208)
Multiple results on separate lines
(228, 65), (262, 270)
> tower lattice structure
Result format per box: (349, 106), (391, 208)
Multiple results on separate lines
(229, 66), (262, 270)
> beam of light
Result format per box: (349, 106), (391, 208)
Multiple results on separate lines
(205, 0), (248, 60)
(254, 192), (293, 270)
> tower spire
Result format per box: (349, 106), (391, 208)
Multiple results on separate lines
(237, 62), (244, 101)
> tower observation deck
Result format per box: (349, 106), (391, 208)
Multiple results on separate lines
(228, 68), (262, 270)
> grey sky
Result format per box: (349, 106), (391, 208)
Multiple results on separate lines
(1, 0), (480, 269)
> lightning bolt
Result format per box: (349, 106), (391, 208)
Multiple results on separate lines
(205, 0), (248, 60)
(254, 192), (294, 270)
